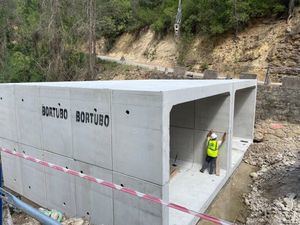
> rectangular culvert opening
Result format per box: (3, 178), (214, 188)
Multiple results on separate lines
(168, 93), (230, 225)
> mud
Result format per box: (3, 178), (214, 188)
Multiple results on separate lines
(197, 163), (257, 225)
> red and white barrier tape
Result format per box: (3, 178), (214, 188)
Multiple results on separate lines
(0, 147), (235, 225)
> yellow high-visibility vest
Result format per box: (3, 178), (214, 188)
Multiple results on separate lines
(207, 139), (219, 158)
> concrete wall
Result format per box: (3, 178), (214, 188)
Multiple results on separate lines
(0, 138), (22, 195)
(0, 84), (166, 225)
(170, 93), (230, 170)
(256, 84), (300, 123)
(0, 85), (17, 141)
(233, 87), (256, 140)
(112, 91), (163, 185)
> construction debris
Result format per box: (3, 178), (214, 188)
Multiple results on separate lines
(10, 213), (90, 225)
(244, 120), (300, 225)
(61, 218), (90, 225)
(7, 206), (90, 225)
(38, 208), (63, 223)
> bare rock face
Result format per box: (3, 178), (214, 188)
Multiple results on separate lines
(267, 10), (300, 82)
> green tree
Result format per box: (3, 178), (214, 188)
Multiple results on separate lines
(0, 0), (296, 83)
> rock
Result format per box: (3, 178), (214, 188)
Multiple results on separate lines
(275, 153), (283, 162)
(257, 167), (268, 176)
(245, 198), (251, 206)
(274, 201), (285, 210)
(274, 129), (286, 138)
(254, 132), (264, 142)
(61, 218), (88, 225)
(283, 194), (296, 210)
(250, 172), (258, 179)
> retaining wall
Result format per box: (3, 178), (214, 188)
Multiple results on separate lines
(256, 84), (300, 123)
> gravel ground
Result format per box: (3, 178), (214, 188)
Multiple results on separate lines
(244, 120), (300, 225)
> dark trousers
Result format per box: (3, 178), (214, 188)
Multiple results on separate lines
(201, 156), (217, 174)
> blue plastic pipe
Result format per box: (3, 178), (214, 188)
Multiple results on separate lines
(0, 188), (60, 225)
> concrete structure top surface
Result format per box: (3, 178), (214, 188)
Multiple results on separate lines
(1, 79), (256, 92)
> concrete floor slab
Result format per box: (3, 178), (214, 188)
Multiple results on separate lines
(169, 167), (227, 225)
(232, 137), (252, 152)
(231, 137), (252, 171)
(231, 149), (244, 171)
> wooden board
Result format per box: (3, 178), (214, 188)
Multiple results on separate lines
(170, 165), (178, 178)
(216, 157), (220, 176)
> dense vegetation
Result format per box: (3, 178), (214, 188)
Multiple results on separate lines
(0, 0), (296, 82)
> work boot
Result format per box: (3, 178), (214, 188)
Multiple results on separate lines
(200, 169), (204, 173)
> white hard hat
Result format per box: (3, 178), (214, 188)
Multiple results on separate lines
(211, 133), (218, 139)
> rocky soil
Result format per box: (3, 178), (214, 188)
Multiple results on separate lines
(244, 120), (300, 225)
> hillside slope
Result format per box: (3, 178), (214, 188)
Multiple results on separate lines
(98, 7), (300, 81)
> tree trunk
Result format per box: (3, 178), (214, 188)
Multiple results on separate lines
(288, 0), (295, 21)
(0, 0), (8, 72)
(86, 0), (96, 81)
(47, 0), (63, 81)
(0, 25), (6, 69)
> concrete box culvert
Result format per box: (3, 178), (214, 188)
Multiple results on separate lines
(0, 80), (257, 225)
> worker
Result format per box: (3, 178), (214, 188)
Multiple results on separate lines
(200, 130), (226, 175)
